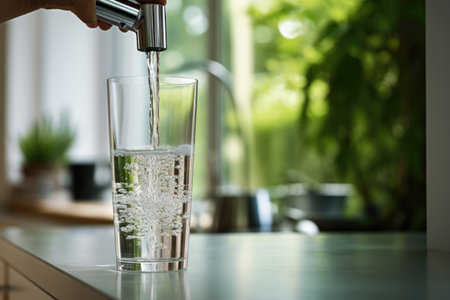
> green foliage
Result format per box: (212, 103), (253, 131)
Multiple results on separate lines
(301, 0), (425, 229)
(248, 0), (361, 187)
(160, 0), (207, 73)
(19, 116), (76, 165)
(248, 0), (425, 229)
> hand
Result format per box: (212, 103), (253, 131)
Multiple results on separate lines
(39, 0), (113, 30)
(138, 0), (167, 5)
(0, 0), (166, 28)
(41, 0), (167, 29)
(0, 0), (110, 29)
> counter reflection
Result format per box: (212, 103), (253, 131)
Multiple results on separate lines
(116, 270), (189, 299)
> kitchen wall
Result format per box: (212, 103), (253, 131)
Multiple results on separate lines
(427, 0), (450, 252)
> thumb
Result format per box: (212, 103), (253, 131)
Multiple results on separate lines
(40, 0), (97, 27)
(137, 0), (167, 5)
(72, 0), (97, 28)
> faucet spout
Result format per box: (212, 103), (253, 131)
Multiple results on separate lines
(135, 4), (167, 52)
(96, 0), (167, 52)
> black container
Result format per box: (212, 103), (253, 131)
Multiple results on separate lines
(69, 163), (103, 200)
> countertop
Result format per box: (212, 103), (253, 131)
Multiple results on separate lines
(0, 227), (449, 299)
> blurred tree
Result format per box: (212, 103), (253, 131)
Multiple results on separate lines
(301, 0), (425, 229)
(247, 0), (425, 229)
(247, 0), (361, 188)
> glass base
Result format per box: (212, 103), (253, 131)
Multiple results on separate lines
(117, 258), (187, 272)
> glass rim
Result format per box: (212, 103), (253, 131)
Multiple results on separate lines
(107, 75), (198, 86)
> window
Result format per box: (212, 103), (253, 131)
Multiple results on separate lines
(2, 0), (425, 231)
(5, 1), (209, 196)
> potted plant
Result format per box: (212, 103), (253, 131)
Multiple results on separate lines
(18, 116), (75, 200)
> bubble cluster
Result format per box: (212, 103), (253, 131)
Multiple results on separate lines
(112, 145), (193, 251)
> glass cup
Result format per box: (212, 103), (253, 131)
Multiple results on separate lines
(107, 75), (198, 272)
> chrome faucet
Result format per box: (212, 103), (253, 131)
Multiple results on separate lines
(96, 0), (167, 52)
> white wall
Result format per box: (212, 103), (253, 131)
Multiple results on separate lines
(5, 10), (147, 183)
(427, 0), (450, 252)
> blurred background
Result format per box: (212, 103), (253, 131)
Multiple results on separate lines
(0, 0), (425, 233)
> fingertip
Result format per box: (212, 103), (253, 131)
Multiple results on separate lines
(98, 22), (112, 31)
(87, 22), (98, 29)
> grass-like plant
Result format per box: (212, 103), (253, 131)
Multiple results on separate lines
(19, 116), (76, 165)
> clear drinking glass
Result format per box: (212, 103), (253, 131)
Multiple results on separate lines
(107, 75), (198, 272)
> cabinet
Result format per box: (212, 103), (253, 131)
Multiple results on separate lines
(0, 260), (53, 300)
(0, 228), (111, 300)
(0, 260), (5, 299)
